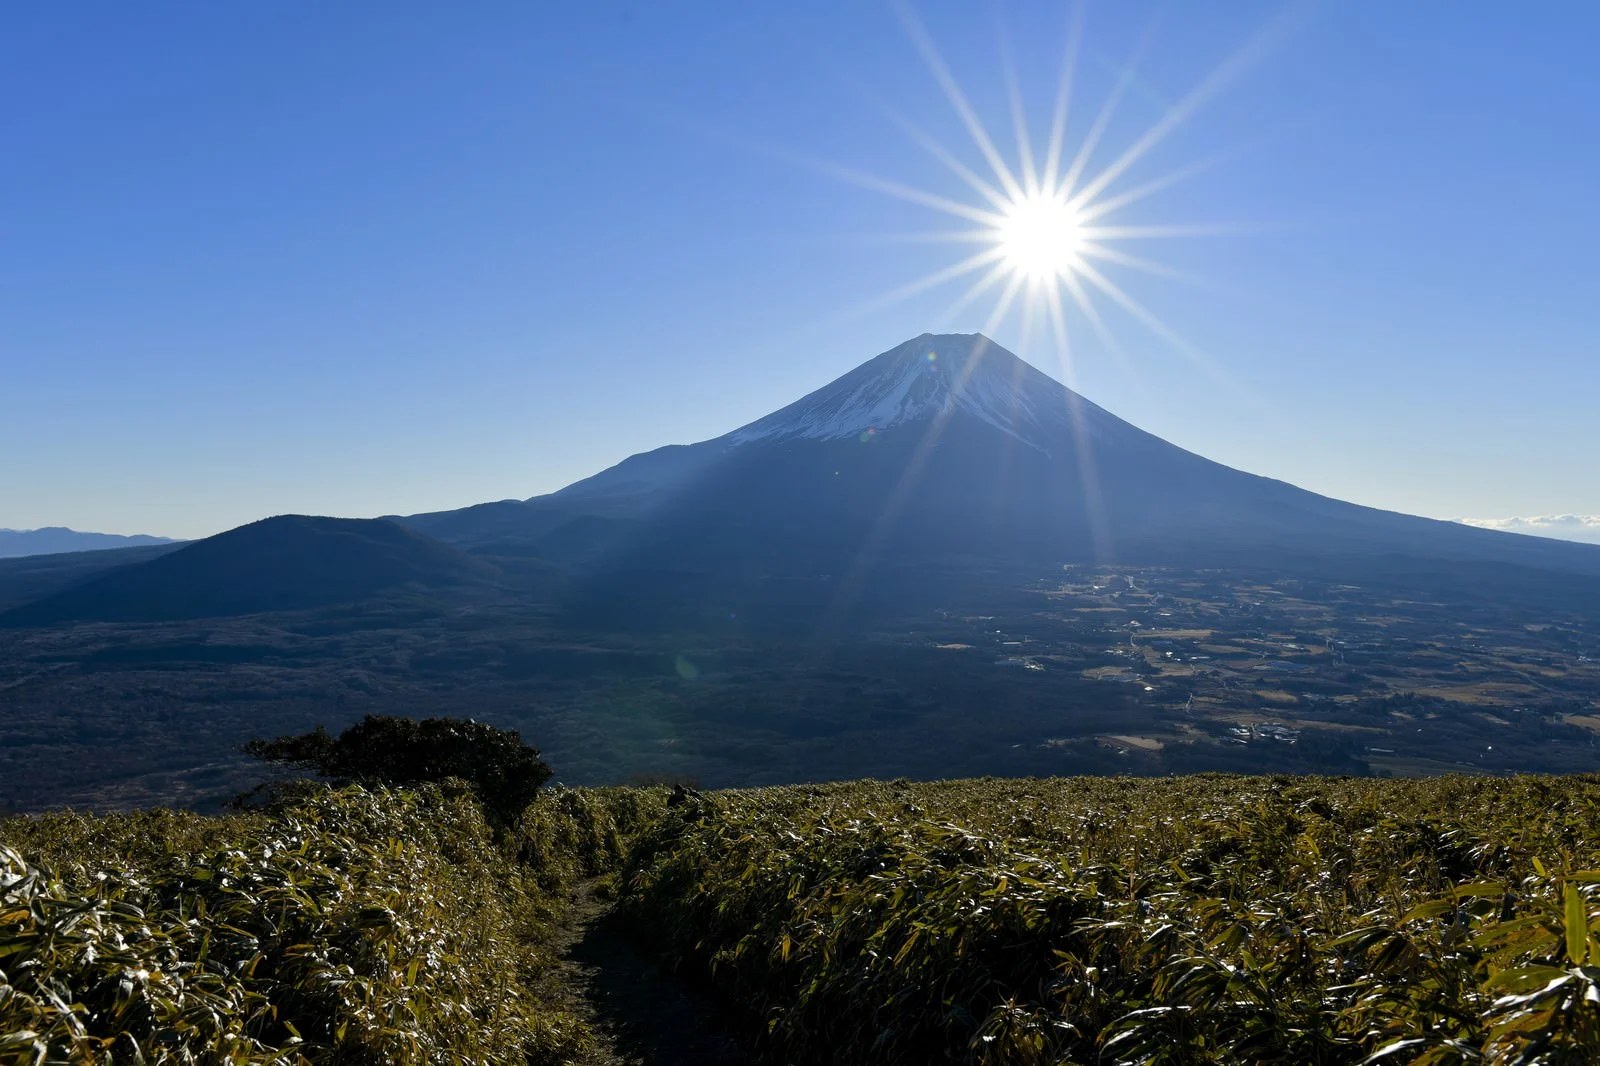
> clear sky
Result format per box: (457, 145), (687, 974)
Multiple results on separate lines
(4, 2), (1596, 540)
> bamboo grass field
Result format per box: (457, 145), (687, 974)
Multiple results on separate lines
(623, 775), (1600, 1064)
(0, 785), (663, 1065)
(6, 774), (1600, 1063)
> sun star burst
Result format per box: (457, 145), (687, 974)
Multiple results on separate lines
(817, 1), (1291, 388)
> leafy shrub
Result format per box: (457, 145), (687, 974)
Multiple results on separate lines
(0, 782), (664, 1065)
(244, 714), (552, 827)
(623, 774), (1600, 1064)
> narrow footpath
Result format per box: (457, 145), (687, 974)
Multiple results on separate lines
(546, 880), (748, 1066)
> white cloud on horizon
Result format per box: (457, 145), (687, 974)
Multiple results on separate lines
(1456, 514), (1600, 545)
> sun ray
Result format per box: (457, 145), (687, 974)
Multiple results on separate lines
(994, 281), (1039, 486)
(632, 114), (1014, 229)
(996, 21), (1038, 198)
(851, 245), (1009, 318)
(1059, 270), (1119, 363)
(1070, 7), (1306, 207)
(1056, 26), (1155, 198)
(1040, 2), (1087, 196)
(1045, 278), (1115, 560)
(827, 228), (1004, 247)
(1060, 270), (1157, 407)
(870, 99), (1015, 213)
(1043, 278), (1082, 388)
(893, 0), (1027, 203)
(932, 260), (1014, 329)
(1073, 258), (1215, 371)
(981, 270), (1028, 337)
(1077, 241), (1202, 284)
(1078, 223), (1236, 240)
(950, 270), (1028, 398)
(1072, 155), (1221, 223)
(824, 309), (1017, 637)
(1076, 258), (1262, 406)
(793, 152), (1007, 226)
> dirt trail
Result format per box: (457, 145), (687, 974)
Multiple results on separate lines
(547, 880), (748, 1066)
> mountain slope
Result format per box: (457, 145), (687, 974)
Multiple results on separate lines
(0, 543), (184, 612)
(496, 334), (1600, 585)
(0, 515), (499, 625)
(0, 527), (175, 559)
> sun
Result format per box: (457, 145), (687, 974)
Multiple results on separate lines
(996, 193), (1084, 282)
(810, 2), (1287, 375)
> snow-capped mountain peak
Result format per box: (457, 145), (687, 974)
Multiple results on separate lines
(726, 333), (1116, 452)
(544, 334), (1137, 505)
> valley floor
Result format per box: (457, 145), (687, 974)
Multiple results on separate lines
(4, 562), (1599, 811)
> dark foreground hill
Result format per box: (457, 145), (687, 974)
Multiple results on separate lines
(0, 515), (499, 625)
(0, 542), (183, 611)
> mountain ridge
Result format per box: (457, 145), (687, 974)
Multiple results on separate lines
(0, 515), (498, 626)
(0, 526), (175, 559)
(508, 333), (1600, 583)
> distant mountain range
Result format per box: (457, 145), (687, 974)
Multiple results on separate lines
(4, 333), (1600, 626)
(0, 527), (174, 559)
(0, 516), (495, 626)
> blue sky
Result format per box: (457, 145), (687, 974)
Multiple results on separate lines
(3, 2), (1596, 540)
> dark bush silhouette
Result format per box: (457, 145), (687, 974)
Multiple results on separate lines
(244, 714), (552, 825)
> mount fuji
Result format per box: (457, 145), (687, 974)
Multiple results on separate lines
(401, 333), (1600, 606)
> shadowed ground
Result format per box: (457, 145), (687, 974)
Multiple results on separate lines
(550, 881), (748, 1066)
